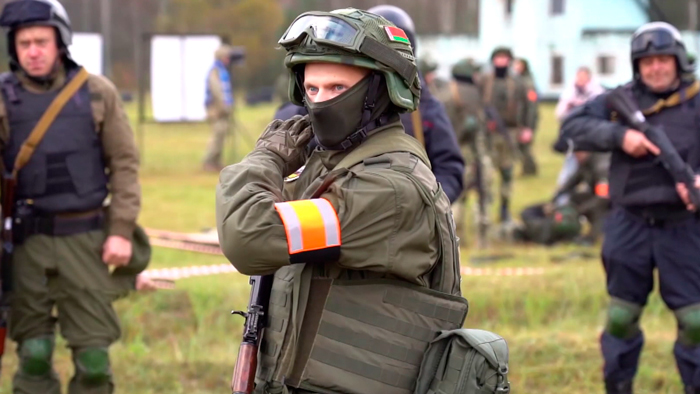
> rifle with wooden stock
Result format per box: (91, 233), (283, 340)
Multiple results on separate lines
(0, 171), (16, 373)
(230, 274), (274, 394)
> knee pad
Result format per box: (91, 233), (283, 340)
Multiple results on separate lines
(675, 303), (700, 346)
(19, 336), (54, 377)
(605, 298), (643, 339)
(74, 347), (112, 386)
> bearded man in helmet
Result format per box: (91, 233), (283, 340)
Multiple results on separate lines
(216, 8), (467, 394)
(558, 22), (700, 394)
(0, 0), (146, 393)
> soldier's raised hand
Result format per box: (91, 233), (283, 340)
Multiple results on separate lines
(255, 115), (313, 176)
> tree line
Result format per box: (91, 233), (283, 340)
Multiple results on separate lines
(0, 0), (480, 92)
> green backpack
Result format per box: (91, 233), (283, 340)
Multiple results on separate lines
(414, 329), (511, 394)
(517, 202), (582, 245)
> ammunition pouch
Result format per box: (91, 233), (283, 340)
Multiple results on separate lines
(13, 202), (104, 245)
(415, 329), (510, 394)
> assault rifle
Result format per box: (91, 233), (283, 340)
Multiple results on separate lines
(483, 105), (516, 153)
(0, 171), (16, 373)
(470, 151), (488, 249)
(607, 87), (700, 208)
(230, 274), (274, 394)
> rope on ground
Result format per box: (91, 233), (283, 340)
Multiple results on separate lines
(143, 229), (546, 280)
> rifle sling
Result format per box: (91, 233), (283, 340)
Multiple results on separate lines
(410, 109), (425, 147)
(642, 80), (700, 116)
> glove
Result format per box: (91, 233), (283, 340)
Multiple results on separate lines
(255, 115), (313, 177)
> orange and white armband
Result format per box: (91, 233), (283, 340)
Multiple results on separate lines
(274, 198), (341, 264)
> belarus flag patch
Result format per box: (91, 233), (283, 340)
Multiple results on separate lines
(384, 26), (410, 44)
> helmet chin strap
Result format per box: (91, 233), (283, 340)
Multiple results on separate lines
(318, 72), (395, 151)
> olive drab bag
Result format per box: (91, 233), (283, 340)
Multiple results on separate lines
(517, 203), (581, 245)
(414, 329), (511, 394)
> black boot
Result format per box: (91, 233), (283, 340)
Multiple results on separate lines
(605, 379), (633, 394)
(500, 197), (511, 223)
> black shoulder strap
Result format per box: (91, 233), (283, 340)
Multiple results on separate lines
(0, 72), (20, 105)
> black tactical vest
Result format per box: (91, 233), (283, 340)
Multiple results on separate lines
(609, 84), (700, 207)
(1, 70), (108, 213)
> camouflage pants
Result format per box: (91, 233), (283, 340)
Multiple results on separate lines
(203, 116), (231, 167)
(489, 128), (518, 200)
(518, 140), (538, 176)
(452, 139), (494, 247)
(10, 231), (124, 394)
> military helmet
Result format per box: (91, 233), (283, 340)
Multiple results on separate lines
(418, 57), (438, 75)
(490, 46), (513, 61)
(451, 59), (476, 79)
(366, 5), (417, 49)
(0, 0), (72, 46)
(279, 8), (421, 112)
(630, 22), (694, 75)
(0, 0), (73, 69)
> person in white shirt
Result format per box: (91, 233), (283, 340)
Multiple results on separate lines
(554, 66), (606, 204)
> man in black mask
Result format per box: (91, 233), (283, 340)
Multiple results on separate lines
(272, 4), (465, 205)
(216, 9), (466, 394)
(558, 21), (700, 394)
(480, 46), (536, 225)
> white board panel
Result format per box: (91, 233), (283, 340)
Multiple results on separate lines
(183, 36), (222, 121)
(150, 35), (222, 122)
(69, 32), (103, 75)
(151, 36), (184, 122)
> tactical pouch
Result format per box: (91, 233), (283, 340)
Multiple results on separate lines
(12, 201), (34, 245)
(414, 329), (510, 394)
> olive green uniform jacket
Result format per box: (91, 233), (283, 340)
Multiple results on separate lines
(216, 120), (467, 394)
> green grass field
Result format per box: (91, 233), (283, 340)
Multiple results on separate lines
(0, 102), (682, 393)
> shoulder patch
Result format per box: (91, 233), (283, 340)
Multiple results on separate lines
(527, 89), (538, 102)
(284, 165), (305, 183)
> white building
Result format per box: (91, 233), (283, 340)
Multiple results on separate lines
(416, 0), (700, 99)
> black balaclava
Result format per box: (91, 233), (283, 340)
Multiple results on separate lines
(494, 65), (509, 78)
(300, 70), (395, 151)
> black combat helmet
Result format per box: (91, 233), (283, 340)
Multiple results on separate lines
(0, 0), (74, 69)
(367, 4), (417, 50)
(491, 46), (513, 61)
(630, 22), (694, 76)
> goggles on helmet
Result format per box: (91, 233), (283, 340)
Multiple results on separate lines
(280, 14), (360, 48)
(279, 11), (417, 87)
(0, 1), (53, 29)
(631, 29), (677, 54)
